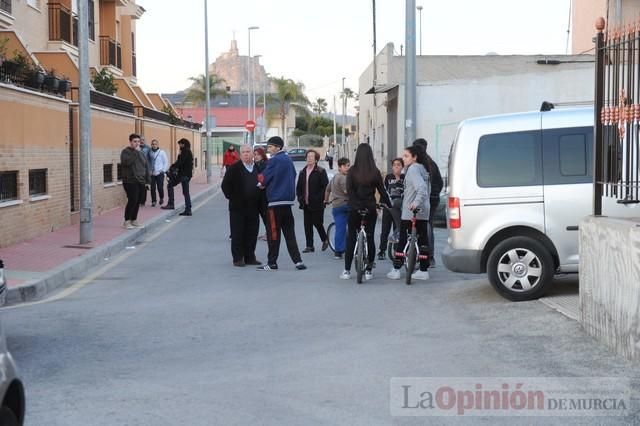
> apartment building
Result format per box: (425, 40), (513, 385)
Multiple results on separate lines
(0, 0), (203, 247)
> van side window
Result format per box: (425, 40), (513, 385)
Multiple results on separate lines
(542, 126), (592, 185)
(477, 130), (542, 187)
(559, 134), (587, 176)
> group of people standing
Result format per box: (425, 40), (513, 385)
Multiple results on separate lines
(120, 133), (193, 229)
(220, 135), (442, 283)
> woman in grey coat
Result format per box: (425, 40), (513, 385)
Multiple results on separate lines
(387, 145), (431, 281)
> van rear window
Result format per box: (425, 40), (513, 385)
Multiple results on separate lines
(477, 130), (542, 187)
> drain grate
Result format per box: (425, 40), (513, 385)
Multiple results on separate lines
(62, 245), (94, 249)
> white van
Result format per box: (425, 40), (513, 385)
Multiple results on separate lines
(442, 106), (637, 301)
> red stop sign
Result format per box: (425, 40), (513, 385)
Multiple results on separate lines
(245, 120), (256, 132)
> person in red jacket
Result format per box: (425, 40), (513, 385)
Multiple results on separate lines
(221, 145), (240, 177)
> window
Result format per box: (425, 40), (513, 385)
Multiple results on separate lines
(0, 0), (11, 15)
(194, 157), (198, 168)
(116, 163), (122, 182)
(477, 130), (542, 187)
(88, 0), (95, 40)
(0, 171), (18, 202)
(103, 164), (113, 184)
(559, 134), (587, 176)
(27, 0), (39, 10)
(29, 169), (47, 196)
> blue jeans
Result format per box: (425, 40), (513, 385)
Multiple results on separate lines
(332, 205), (349, 254)
(167, 176), (191, 210)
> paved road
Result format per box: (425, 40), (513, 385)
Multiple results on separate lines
(3, 186), (638, 425)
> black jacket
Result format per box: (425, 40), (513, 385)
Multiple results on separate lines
(120, 147), (149, 184)
(171, 147), (194, 178)
(296, 165), (329, 211)
(424, 155), (443, 202)
(346, 170), (391, 213)
(221, 161), (260, 210)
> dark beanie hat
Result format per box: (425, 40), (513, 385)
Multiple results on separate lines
(267, 136), (284, 149)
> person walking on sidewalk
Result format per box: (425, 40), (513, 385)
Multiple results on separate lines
(377, 158), (405, 260)
(149, 139), (168, 207)
(325, 143), (336, 170)
(138, 136), (151, 206)
(222, 144), (262, 267)
(254, 146), (269, 241)
(221, 145), (239, 178)
(256, 136), (306, 271)
(387, 145), (431, 281)
(296, 149), (329, 253)
(120, 133), (149, 229)
(162, 138), (193, 216)
(340, 144), (391, 281)
(324, 157), (350, 259)
(413, 138), (443, 267)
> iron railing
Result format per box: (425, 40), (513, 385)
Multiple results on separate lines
(28, 169), (47, 196)
(90, 89), (134, 114)
(594, 19), (640, 214)
(0, 171), (18, 202)
(0, 0), (11, 15)
(99, 36), (122, 69)
(48, 2), (77, 46)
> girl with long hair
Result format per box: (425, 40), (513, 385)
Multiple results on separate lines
(340, 144), (391, 280)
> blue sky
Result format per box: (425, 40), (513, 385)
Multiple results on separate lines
(135, 0), (572, 111)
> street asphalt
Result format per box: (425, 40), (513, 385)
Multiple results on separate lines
(2, 166), (639, 425)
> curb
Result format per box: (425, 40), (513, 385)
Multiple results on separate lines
(6, 184), (220, 305)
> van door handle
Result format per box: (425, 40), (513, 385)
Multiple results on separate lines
(566, 226), (579, 231)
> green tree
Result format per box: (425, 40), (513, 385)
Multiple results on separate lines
(312, 97), (328, 114)
(271, 76), (309, 139)
(184, 73), (228, 106)
(92, 68), (118, 95)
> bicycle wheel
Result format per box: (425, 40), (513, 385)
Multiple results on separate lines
(326, 222), (336, 253)
(355, 232), (365, 284)
(387, 242), (396, 262)
(405, 237), (417, 285)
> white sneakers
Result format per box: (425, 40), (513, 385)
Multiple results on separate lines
(412, 270), (430, 280)
(386, 268), (401, 280)
(365, 271), (373, 281)
(339, 270), (351, 280)
(386, 268), (431, 281)
(122, 220), (135, 229)
(130, 221), (144, 228)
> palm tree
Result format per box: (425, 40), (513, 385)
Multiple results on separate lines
(271, 77), (309, 140)
(312, 97), (328, 114)
(183, 74), (228, 106)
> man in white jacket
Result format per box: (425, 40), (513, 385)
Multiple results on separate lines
(149, 139), (169, 207)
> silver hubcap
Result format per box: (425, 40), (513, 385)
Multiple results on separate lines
(496, 248), (543, 292)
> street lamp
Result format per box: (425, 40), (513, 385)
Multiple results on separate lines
(417, 5), (423, 56)
(341, 77), (346, 149)
(247, 25), (259, 144)
(252, 54), (262, 126)
(204, 0), (212, 182)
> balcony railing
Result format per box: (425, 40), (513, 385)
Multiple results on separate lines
(99, 36), (121, 69)
(48, 2), (78, 46)
(90, 90), (134, 114)
(0, 0), (11, 15)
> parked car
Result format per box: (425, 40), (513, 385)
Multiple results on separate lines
(287, 148), (308, 161)
(442, 106), (638, 301)
(252, 142), (271, 159)
(0, 319), (25, 425)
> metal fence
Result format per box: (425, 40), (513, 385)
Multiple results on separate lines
(594, 19), (640, 214)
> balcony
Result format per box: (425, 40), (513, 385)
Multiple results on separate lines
(99, 36), (122, 70)
(48, 2), (78, 47)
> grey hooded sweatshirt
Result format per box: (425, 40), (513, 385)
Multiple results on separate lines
(401, 162), (431, 221)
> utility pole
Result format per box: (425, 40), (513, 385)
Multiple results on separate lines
(247, 26), (259, 145)
(404, 0), (417, 146)
(333, 96), (337, 158)
(371, 0), (377, 146)
(204, 0), (212, 183)
(417, 5), (423, 56)
(78, 0), (92, 243)
(341, 77), (346, 149)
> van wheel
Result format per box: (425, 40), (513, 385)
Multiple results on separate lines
(0, 406), (19, 426)
(486, 237), (554, 301)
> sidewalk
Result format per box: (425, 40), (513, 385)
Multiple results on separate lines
(0, 170), (223, 304)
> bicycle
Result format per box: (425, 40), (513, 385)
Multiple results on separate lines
(394, 208), (428, 285)
(351, 208), (373, 283)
